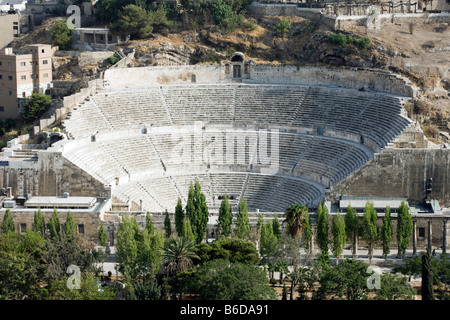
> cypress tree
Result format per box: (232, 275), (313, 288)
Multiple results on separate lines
(33, 207), (45, 236)
(145, 211), (154, 235)
(345, 204), (358, 258)
(316, 203), (329, 255)
(174, 198), (184, 236)
(397, 200), (413, 259)
(185, 179), (209, 244)
(0, 208), (15, 234)
(304, 212), (313, 254)
(181, 217), (195, 243)
(164, 210), (172, 238)
(362, 200), (378, 264)
(331, 214), (346, 264)
(381, 206), (393, 260)
(235, 198), (251, 240)
(217, 195), (232, 237)
(47, 208), (61, 239)
(98, 223), (108, 247)
(421, 249), (435, 300)
(272, 215), (281, 240)
(63, 210), (77, 240)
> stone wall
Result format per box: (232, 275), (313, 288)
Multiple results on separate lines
(247, 65), (416, 96)
(104, 65), (223, 87)
(249, 3), (323, 20)
(327, 148), (450, 207)
(104, 64), (416, 96)
(0, 149), (109, 198)
(0, 209), (103, 243)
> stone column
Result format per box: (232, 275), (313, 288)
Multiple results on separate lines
(428, 220), (433, 254)
(413, 219), (417, 256)
(443, 219), (447, 255)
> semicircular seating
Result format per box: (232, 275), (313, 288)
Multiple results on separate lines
(62, 83), (411, 212)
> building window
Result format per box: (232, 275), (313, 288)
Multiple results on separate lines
(43, 73), (48, 78)
(42, 49), (45, 53)
(78, 224), (85, 234)
(43, 60), (48, 65)
(0, 75), (2, 79)
(13, 22), (18, 25)
(418, 227), (425, 238)
(8, 76), (12, 81)
(20, 62), (26, 67)
(29, 61), (33, 66)
(0, 90), (2, 95)
(21, 75), (26, 80)
(31, 74), (34, 79)
(9, 91), (12, 96)
(7, 62), (12, 67)
(0, 107), (4, 112)
(0, 61), (2, 66)
(20, 223), (27, 233)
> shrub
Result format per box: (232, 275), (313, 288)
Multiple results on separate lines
(244, 17), (257, 31)
(327, 33), (348, 45)
(108, 52), (121, 65)
(275, 18), (290, 39)
(355, 36), (371, 50)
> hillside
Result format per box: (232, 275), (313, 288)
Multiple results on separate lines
(8, 13), (450, 145)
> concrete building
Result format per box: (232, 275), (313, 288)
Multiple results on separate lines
(0, 12), (31, 49)
(0, 44), (55, 118)
(72, 27), (129, 51)
(0, 0), (27, 12)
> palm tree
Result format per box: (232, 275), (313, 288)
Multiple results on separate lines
(283, 203), (309, 242)
(163, 236), (199, 277)
(276, 260), (289, 285)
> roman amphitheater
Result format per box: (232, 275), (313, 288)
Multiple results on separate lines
(0, 50), (449, 252)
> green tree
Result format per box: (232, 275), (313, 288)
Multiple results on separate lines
(181, 217), (195, 243)
(1, 209), (15, 234)
(185, 180), (209, 244)
(303, 211), (313, 254)
(195, 259), (278, 300)
(50, 19), (72, 50)
(48, 273), (116, 300)
(109, 4), (154, 39)
(98, 223), (108, 247)
(275, 18), (290, 38)
(397, 200), (413, 259)
(260, 221), (278, 258)
(164, 210), (172, 238)
(210, 0), (233, 24)
(116, 216), (139, 279)
(163, 236), (199, 277)
(362, 200), (378, 264)
(381, 206), (393, 260)
(22, 93), (52, 123)
(318, 259), (371, 300)
(174, 198), (184, 236)
(217, 195), (232, 238)
(47, 208), (60, 239)
(32, 208), (45, 236)
(272, 216), (281, 240)
(375, 273), (415, 300)
(145, 211), (154, 235)
(234, 198), (250, 240)
(344, 204), (358, 258)
(195, 237), (259, 265)
(62, 211), (77, 240)
(316, 203), (329, 256)
(331, 214), (346, 263)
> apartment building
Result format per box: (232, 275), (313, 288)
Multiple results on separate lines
(0, 44), (54, 118)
